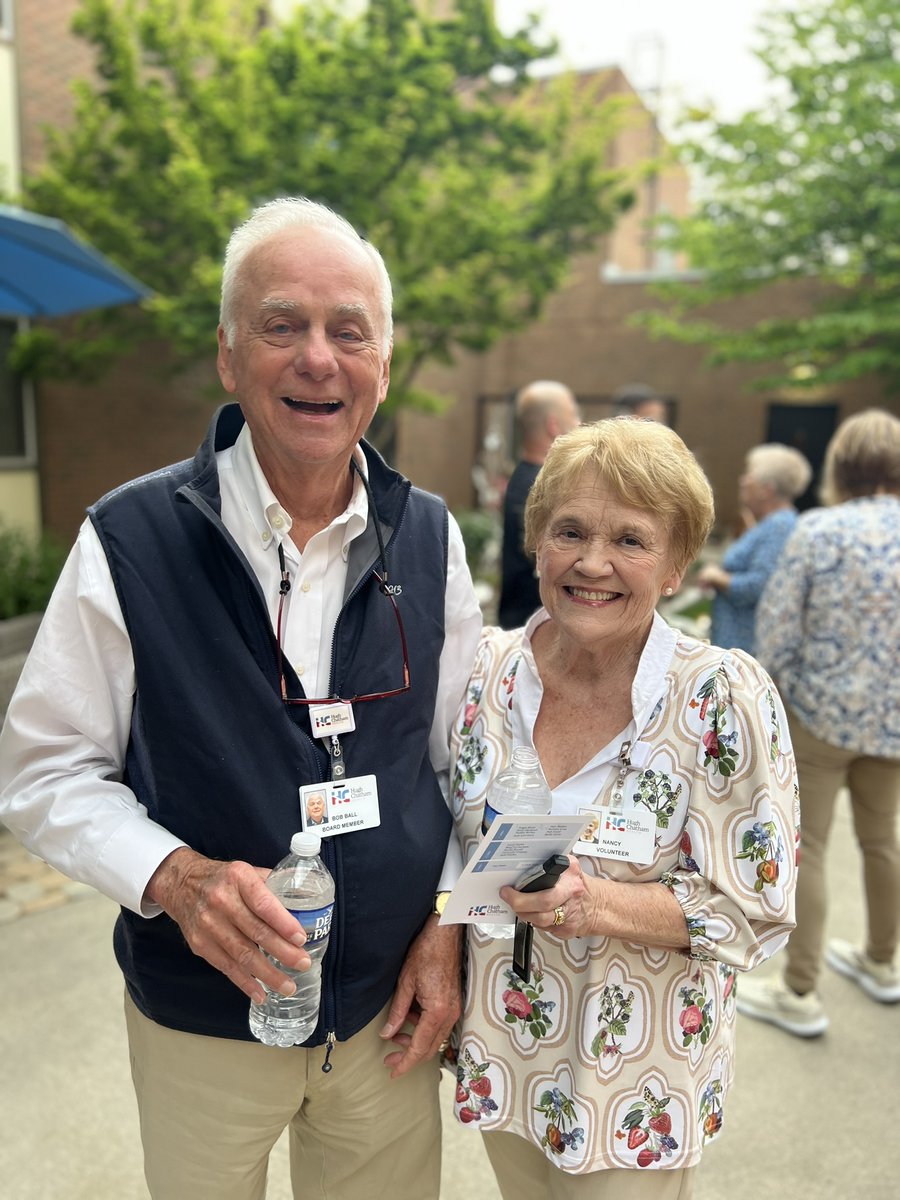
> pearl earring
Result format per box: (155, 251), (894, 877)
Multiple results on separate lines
(664, 586), (673, 596)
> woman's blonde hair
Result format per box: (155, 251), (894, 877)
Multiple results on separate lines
(820, 408), (900, 505)
(524, 417), (715, 573)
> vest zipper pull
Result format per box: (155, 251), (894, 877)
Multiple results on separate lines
(329, 735), (345, 781)
(322, 1031), (336, 1073)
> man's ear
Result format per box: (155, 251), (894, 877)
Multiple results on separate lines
(216, 326), (237, 394)
(377, 341), (393, 406)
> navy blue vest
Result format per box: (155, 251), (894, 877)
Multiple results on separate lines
(89, 404), (450, 1043)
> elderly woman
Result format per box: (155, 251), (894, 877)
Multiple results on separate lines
(448, 418), (798, 1198)
(739, 409), (900, 1037)
(697, 443), (812, 654)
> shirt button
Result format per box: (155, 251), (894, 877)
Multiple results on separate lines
(273, 516), (285, 529)
(301, 580), (311, 593)
(296, 665), (305, 676)
(262, 531), (271, 542)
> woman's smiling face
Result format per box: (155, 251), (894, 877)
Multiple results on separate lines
(536, 471), (681, 655)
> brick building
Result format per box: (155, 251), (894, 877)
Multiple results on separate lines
(2, 0), (896, 548)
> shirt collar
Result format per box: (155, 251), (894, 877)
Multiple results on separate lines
(232, 424), (369, 558)
(520, 606), (678, 734)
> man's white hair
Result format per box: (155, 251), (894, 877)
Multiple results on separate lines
(219, 197), (393, 354)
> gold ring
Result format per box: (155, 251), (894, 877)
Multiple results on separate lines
(552, 906), (566, 926)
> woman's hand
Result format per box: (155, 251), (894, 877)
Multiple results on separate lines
(499, 856), (691, 951)
(499, 855), (598, 940)
(696, 563), (731, 593)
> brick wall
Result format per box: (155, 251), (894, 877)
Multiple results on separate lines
(37, 344), (221, 545)
(398, 274), (896, 531)
(16, 0), (92, 172)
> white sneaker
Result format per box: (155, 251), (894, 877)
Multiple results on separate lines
(735, 974), (829, 1037)
(825, 938), (900, 1003)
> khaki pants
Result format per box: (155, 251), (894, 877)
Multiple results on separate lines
(483, 1131), (697, 1199)
(784, 707), (900, 995)
(124, 992), (442, 1200)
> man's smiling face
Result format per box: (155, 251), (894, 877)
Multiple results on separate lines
(216, 226), (391, 484)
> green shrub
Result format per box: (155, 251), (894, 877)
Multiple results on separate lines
(0, 524), (68, 619)
(454, 509), (498, 580)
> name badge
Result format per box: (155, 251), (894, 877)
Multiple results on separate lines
(300, 776), (380, 837)
(574, 806), (656, 864)
(308, 702), (356, 739)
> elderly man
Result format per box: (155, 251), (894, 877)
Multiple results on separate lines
(497, 380), (580, 629)
(0, 198), (482, 1199)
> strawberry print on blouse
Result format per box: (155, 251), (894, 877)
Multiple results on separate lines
(455, 1048), (500, 1125)
(618, 1086), (680, 1168)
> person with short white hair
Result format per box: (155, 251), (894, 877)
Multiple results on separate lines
(698, 442), (812, 654)
(0, 196), (483, 1199)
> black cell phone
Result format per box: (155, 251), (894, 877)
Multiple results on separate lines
(515, 853), (570, 894)
(511, 854), (570, 982)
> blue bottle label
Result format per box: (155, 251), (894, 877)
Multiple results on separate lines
(481, 802), (501, 835)
(287, 902), (334, 944)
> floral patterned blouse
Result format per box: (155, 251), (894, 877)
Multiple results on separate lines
(447, 614), (799, 1175)
(755, 495), (900, 758)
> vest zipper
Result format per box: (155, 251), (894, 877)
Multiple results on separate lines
(322, 1030), (336, 1073)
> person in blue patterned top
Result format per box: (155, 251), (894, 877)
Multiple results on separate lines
(738, 408), (900, 1037)
(697, 444), (811, 655)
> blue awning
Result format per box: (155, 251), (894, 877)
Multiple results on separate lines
(0, 204), (152, 318)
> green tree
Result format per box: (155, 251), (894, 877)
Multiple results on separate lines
(17, 0), (632, 416)
(642, 0), (900, 393)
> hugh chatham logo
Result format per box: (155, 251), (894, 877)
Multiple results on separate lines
(312, 709), (352, 733)
(383, 583), (402, 596)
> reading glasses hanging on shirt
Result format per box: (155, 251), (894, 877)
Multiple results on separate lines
(275, 566), (411, 706)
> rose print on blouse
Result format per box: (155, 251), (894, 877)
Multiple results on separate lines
(501, 965), (556, 1040)
(451, 681), (486, 807)
(693, 670), (740, 777)
(617, 1086), (680, 1167)
(680, 829), (700, 874)
(736, 819), (785, 892)
(678, 969), (713, 1048)
(718, 964), (737, 1012)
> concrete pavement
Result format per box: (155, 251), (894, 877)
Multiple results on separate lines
(1, 792), (896, 1199)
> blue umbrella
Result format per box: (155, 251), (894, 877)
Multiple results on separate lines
(0, 204), (152, 318)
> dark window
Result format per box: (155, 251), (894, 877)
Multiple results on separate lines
(766, 402), (839, 510)
(0, 322), (28, 460)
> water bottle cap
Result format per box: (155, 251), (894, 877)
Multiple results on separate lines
(290, 831), (322, 856)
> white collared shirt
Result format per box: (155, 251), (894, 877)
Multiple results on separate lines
(0, 426), (482, 913)
(514, 607), (679, 810)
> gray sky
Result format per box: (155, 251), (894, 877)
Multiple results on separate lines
(495, 0), (795, 136)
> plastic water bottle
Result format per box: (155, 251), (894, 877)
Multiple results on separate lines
(249, 831), (335, 1048)
(476, 747), (552, 939)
